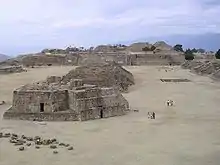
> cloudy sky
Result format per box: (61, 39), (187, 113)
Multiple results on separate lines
(0, 0), (220, 55)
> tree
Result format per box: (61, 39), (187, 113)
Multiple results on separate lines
(215, 49), (220, 59)
(173, 44), (184, 52)
(185, 49), (194, 60)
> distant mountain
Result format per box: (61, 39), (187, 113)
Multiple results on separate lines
(0, 54), (10, 62)
(119, 33), (220, 52)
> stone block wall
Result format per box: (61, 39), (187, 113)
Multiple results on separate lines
(46, 76), (62, 84)
(12, 90), (69, 113)
(3, 110), (79, 121)
(80, 108), (100, 121)
(0, 66), (25, 74)
(126, 53), (184, 66)
(101, 53), (128, 65)
(22, 55), (67, 66)
(5, 75), (129, 121)
(135, 54), (170, 65)
(69, 79), (83, 89)
(80, 105), (126, 121)
(68, 87), (128, 121)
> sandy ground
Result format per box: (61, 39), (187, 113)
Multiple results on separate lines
(1, 66), (220, 165)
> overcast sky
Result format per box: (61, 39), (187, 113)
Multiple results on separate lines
(0, 0), (220, 55)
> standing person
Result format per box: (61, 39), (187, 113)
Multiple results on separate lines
(152, 112), (156, 119)
(148, 112), (151, 119)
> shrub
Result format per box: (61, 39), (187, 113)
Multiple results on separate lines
(185, 49), (194, 60)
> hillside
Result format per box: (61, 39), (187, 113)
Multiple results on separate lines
(0, 54), (10, 62)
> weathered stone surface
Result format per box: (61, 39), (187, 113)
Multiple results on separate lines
(0, 65), (26, 74)
(3, 133), (11, 138)
(53, 150), (58, 154)
(182, 59), (220, 81)
(11, 133), (18, 137)
(126, 42), (153, 52)
(14, 141), (24, 146)
(51, 138), (57, 143)
(18, 139), (26, 143)
(19, 147), (25, 151)
(26, 137), (33, 141)
(35, 146), (40, 149)
(59, 143), (65, 146)
(35, 140), (42, 145)
(65, 144), (70, 147)
(21, 135), (27, 139)
(26, 143), (32, 146)
(50, 145), (57, 149)
(62, 62), (134, 92)
(9, 139), (17, 143)
(3, 59), (130, 122)
(42, 139), (51, 145)
(67, 146), (74, 150)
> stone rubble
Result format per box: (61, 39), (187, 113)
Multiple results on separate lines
(0, 132), (74, 154)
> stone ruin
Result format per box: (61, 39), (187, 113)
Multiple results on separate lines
(181, 59), (220, 80)
(0, 65), (27, 74)
(0, 41), (185, 68)
(62, 61), (135, 92)
(0, 53), (81, 67)
(3, 63), (132, 121)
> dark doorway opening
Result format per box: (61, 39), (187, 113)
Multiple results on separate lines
(100, 109), (103, 118)
(40, 103), (44, 112)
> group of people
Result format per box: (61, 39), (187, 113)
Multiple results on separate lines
(166, 100), (174, 106)
(148, 112), (156, 119)
(146, 100), (174, 120)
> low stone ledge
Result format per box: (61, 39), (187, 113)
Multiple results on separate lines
(3, 111), (79, 121)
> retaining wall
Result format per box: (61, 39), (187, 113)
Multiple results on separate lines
(3, 110), (79, 121)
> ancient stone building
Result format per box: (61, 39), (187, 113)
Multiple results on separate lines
(3, 77), (129, 121)
(62, 61), (135, 92)
(126, 52), (185, 66)
(0, 54), (81, 67)
(182, 59), (220, 80)
(21, 54), (80, 66)
(78, 51), (184, 66)
(0, 66), (26, 74)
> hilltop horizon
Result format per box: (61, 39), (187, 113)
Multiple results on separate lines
(2, 33), (220, 56)
(1, 0), (220, 56)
